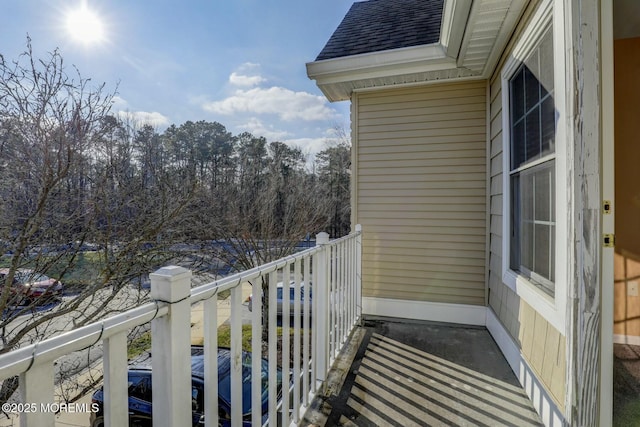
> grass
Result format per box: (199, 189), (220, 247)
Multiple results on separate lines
(195, 323), (298, 351)
(128, 331), (152, 359)
(0, 251), (105, 290)
(216, 324), (254, 351)
(130, 324), (263, 358)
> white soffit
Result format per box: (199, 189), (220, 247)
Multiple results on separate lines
(458, 0), (529, 75)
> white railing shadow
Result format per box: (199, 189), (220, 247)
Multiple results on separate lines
(0, 226), (362, 427)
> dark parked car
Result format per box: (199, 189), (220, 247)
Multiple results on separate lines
(247, 282), (311, 317)
(0, 268), (63, 305)
(89, 347), (282, 427)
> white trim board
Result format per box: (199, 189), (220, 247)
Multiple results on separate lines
(362, 297), (486, 326)
(614, 335), (640, 346)
(486, 308), (565, 427)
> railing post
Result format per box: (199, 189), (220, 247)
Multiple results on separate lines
(150, 266), (192, 427)
(315, 232), (330, 388)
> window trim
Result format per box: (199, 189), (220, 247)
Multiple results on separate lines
(501, 0), (568, 333)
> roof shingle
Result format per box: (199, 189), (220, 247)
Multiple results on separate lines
(316, 0), (444, 61)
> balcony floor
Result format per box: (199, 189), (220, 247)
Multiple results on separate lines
(303, 316), (542, 426)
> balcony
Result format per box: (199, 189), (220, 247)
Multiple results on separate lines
(0, 226), (541, 426)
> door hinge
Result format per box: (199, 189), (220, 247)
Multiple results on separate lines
(603, 234), (615, 248)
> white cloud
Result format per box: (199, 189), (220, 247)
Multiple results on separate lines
(111, 95), (129, 110)
(229, 63), (265, 87)
(284, 137), (326, 154)
(229, 72), (266, 87)
(112, 97), (170, 128)
(202, 86), (337, 122)
(283, 136), (341, 162)
(116, 110), (170, 127)
(240, 117), (290, 140)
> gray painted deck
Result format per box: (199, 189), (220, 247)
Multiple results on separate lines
(303, 317), (542, 427)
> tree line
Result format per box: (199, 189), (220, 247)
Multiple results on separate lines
(0, 42), (350, 352)
(0, 39), (350, 405)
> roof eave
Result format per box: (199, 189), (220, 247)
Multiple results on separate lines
(306, 43), (457, 101)
(307, 0), (472, 102)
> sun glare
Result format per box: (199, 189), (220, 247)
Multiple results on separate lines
(65, 4), (105, 45)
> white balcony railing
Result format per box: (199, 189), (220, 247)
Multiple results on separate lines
(0, 226), (362, 427)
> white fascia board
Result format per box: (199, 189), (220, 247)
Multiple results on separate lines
(441, 0), (473, 59)
(306, 43), (454, 84)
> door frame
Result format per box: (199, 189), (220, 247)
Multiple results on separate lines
(600, 0), (615, 424)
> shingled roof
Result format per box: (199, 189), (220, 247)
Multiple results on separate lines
(316, 0), (445, 61)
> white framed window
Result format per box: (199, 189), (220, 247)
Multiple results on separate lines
(509, 26), (556, 296)
(501, 0), (568, 333)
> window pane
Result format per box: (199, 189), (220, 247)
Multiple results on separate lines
(550, 224), (555, 282)
(524, 59), (540, 111)
(509, 26), (555, 173)
(511, 70), (525, 120)
(541, 95), (555, 155)
(525, 107), (541, 161)
(534, 223), (551, 281)
(512, 120), (525, 169)
(524, 65), (540, 111)
(521, 221), (534, 272)
(510, 174), (520, 271)
(534, 166), (551, 222)
(539, 28), (554, 94)
(521, 171), (534, 221)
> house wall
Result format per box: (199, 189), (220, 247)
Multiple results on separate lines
(353, 81), (487, 306)
(614, 36), (640, 340)
(486, 0), (566, 413)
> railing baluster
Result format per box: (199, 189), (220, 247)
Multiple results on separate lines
(103, 331), (128, 427)
(351, 233), (356, 326)
(251, 278), (263, 427)
(293, 259), (302, 423)
(281, 264), (291, 426)
(356, 224), (363, 322)
(346, 237), (353, 328)
(268, 269), (278, 427)
(230, 283), (243, 426)
(19, 361), (54, 427)
(310, 250), (318, 394)
(335, 242), (346, 346)
(331, 244), (337, 361)
(204, 294), (218, 427)
(302, 255), (311, 405)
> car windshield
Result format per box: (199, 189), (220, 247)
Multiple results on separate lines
(276, 286), (307, 300)
(195, 349), (281, 415)
(14, 272), (49, 283)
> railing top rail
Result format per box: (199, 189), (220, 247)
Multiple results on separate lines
(188, 230), (361, 304)
(0, 302), (169, 380)
(189, 244), (322, 304)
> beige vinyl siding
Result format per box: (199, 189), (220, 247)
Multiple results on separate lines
(486, 0), (566, 411)
(354, 81), (487, 306)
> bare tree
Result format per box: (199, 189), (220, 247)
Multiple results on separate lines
(315, 133), (351, 238)
(0, 40), (193, 406)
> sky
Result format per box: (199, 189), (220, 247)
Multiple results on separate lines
(0, 0), (353, 160)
